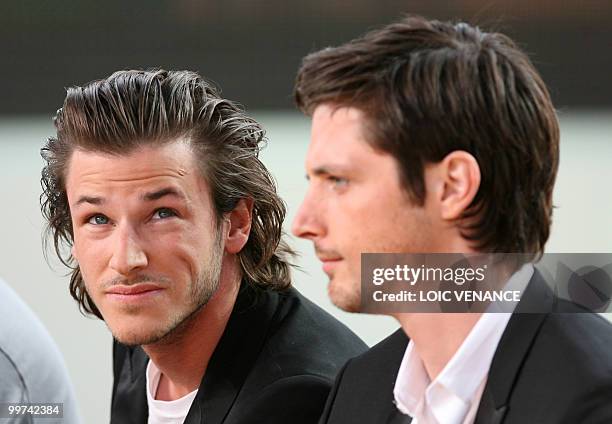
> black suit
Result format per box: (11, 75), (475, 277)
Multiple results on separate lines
(111, 284), (367, 424)
(320, 271), (612, 423)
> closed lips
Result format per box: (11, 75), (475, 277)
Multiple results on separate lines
(107, 284), (163, 295)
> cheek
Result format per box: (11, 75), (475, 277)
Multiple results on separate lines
(178, 226), (209, 256)
(73, 235), (101, 270)
(347, 208), (389, 249)
(74, 231), (129, 283)
(153, 228), (208, 272)
(73, 247), (107, 293)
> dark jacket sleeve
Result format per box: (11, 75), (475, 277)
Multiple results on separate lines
(230, 374), (333, 424)
(318, 360), (351, 424)
(563, 380), (612, 424)
(111, 339), (127, 407)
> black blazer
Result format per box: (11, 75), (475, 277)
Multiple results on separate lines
(111, 284), (367, 424)
(320, 270), (612, 424)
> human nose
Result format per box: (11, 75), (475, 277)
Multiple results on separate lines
(109, 223), (148, 276)
(292, 186), (324, 241)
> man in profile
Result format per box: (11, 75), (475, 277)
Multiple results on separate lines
(40, 69), (366, 423)
(292, 16), (612, 423)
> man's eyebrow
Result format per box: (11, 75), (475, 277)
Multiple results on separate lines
(142, 187), (186, 202)
(311, 166), (330, 177)
(310, 165), (349, 177)
(75, 196), (105, 206)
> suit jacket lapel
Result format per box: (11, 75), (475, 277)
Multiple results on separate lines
(184, 284), (278, 424)
(474, 270), (553, 424)
(386, 409), (413, 424)
(473, 388), (507, 424)
(110, 345), (149, 424)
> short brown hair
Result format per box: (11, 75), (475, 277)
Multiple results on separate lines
(41, 69), (294, 319)
(295, 16), (559, 257)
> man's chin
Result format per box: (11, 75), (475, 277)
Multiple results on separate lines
(110, 326), (171, 347)
(328, 280), (361, 313)
(108, 302), (207, 347)
(333, 299), (361, 313)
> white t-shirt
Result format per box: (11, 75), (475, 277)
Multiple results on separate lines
(146, 360), (199, 424)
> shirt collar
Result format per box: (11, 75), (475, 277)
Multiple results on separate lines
(393, 264), (533, 423)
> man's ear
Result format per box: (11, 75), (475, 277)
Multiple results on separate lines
(433, 151), (481, 221)
(224, 198), (254, 254)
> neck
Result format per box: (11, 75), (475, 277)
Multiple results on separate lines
(390, 241), (515, 380)
(143, 260), (241, 401)
(395, 312), (481, 381)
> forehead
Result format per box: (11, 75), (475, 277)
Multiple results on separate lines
(65, 141), (204, 197)
(307, 104), (386, 168)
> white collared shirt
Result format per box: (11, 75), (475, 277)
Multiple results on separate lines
(146, 360), (199, 424)
(393, 264), (533, 424)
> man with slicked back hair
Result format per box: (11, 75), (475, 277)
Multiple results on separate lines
(41, 69), (366, 424)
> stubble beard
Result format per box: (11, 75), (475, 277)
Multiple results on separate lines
(329, 274), (362, 313)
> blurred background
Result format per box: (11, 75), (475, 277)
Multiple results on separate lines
(1, 1), (610, 423)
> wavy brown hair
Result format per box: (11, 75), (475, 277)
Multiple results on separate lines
(41, 69), (294, 319)
(294, 16), (560, 258)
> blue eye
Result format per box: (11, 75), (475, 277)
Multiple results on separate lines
(88, 214), (109, 225)
(153, 208), (177, 220)
(328, 176), (348, 189)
